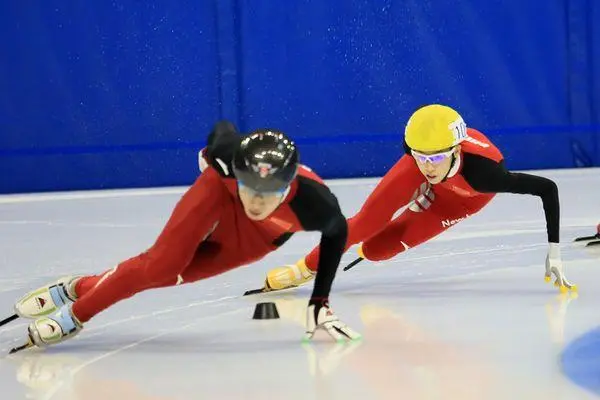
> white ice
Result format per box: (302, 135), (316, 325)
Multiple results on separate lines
(1, 168), (599, 400)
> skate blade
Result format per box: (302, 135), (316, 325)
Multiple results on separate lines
(343, 257), (364, 271)
(573, 235), (600, 246)
(574, 234), (600, 243)
(8, 337), (34, 355)
(243, 285), (297, 296)
(0, 314), (19, 327)
(243, 287), (269, 296)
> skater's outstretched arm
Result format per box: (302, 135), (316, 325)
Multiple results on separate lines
(461, 154), (575, 291)
(461, 154), (559, 243)
(289, 176), (360, 341)
(289, 176), (348, 299)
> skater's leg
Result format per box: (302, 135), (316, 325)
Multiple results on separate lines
(72, 248), (206, 322)
(362, 194), (493, 261)
(22, 250), (175, 350)
(177, 242), (261, 283)
(73, 255), (179, 300)
(23, 241), (258, 350)
(72, 241), (263, 323)
(265, 182), (438, 289)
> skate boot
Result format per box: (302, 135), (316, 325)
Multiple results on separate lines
(28, 304), (83, 348)
(15, 276), (81, 320)
(266, 259), (315, 291)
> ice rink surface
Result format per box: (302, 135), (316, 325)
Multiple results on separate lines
(0, 168), (599, 400)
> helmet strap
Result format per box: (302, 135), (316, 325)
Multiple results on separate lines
(278, 185), (291, 204)
(441, 152), (461, 182)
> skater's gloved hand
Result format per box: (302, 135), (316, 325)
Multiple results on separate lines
(545, 243), (577, 292)
(303, 298), (362, 342)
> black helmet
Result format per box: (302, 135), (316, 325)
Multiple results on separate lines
(232, 129), (299, 193)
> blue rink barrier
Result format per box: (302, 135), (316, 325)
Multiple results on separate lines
(1, 2), (599, 193)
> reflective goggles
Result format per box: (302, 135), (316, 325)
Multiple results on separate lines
(237, 181), (288, 197)
(411, 148), (455, 165)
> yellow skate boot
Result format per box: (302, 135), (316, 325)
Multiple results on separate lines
(266, 259), (315, 291)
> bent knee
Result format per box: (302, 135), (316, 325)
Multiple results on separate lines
(362, 239), (410, 262)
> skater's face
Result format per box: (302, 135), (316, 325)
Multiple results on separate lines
(238, 185), (286, 220)
(412, 146), (460, 184)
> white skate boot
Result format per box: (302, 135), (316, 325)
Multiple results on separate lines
(14, 276), (80, 320)
(27, 304), (83, 348)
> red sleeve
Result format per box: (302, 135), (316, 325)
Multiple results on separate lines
(144, 168), (226, 275)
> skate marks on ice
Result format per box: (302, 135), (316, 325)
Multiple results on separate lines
(0, 294), (239, 352)
(1, 306), (245, 400)
(0, 299), (245, 400)
(1, 297), (357, 400)
(1, 294), (588, 400)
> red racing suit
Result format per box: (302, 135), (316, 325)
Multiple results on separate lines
(303, 128), (560, 270)
(71, 134), (347, 323)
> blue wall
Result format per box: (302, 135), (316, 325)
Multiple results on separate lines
(0, 1), (598, 194)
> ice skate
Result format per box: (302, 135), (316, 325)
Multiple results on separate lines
(266, 259), (315, 290)
(573, 223), (600, 247)
(27, 304), (83, 349)
(14, 276), (80, 320)
(244, 259), (315, 296)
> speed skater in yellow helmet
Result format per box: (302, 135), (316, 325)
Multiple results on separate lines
(404, 104), (468, 184)
(404, 104), (468, 153)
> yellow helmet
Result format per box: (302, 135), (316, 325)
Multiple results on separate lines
(404, 104), (467, 153)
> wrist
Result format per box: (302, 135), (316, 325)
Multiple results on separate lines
(548, 242), (561, 259)
(309, 297), (328, 306)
